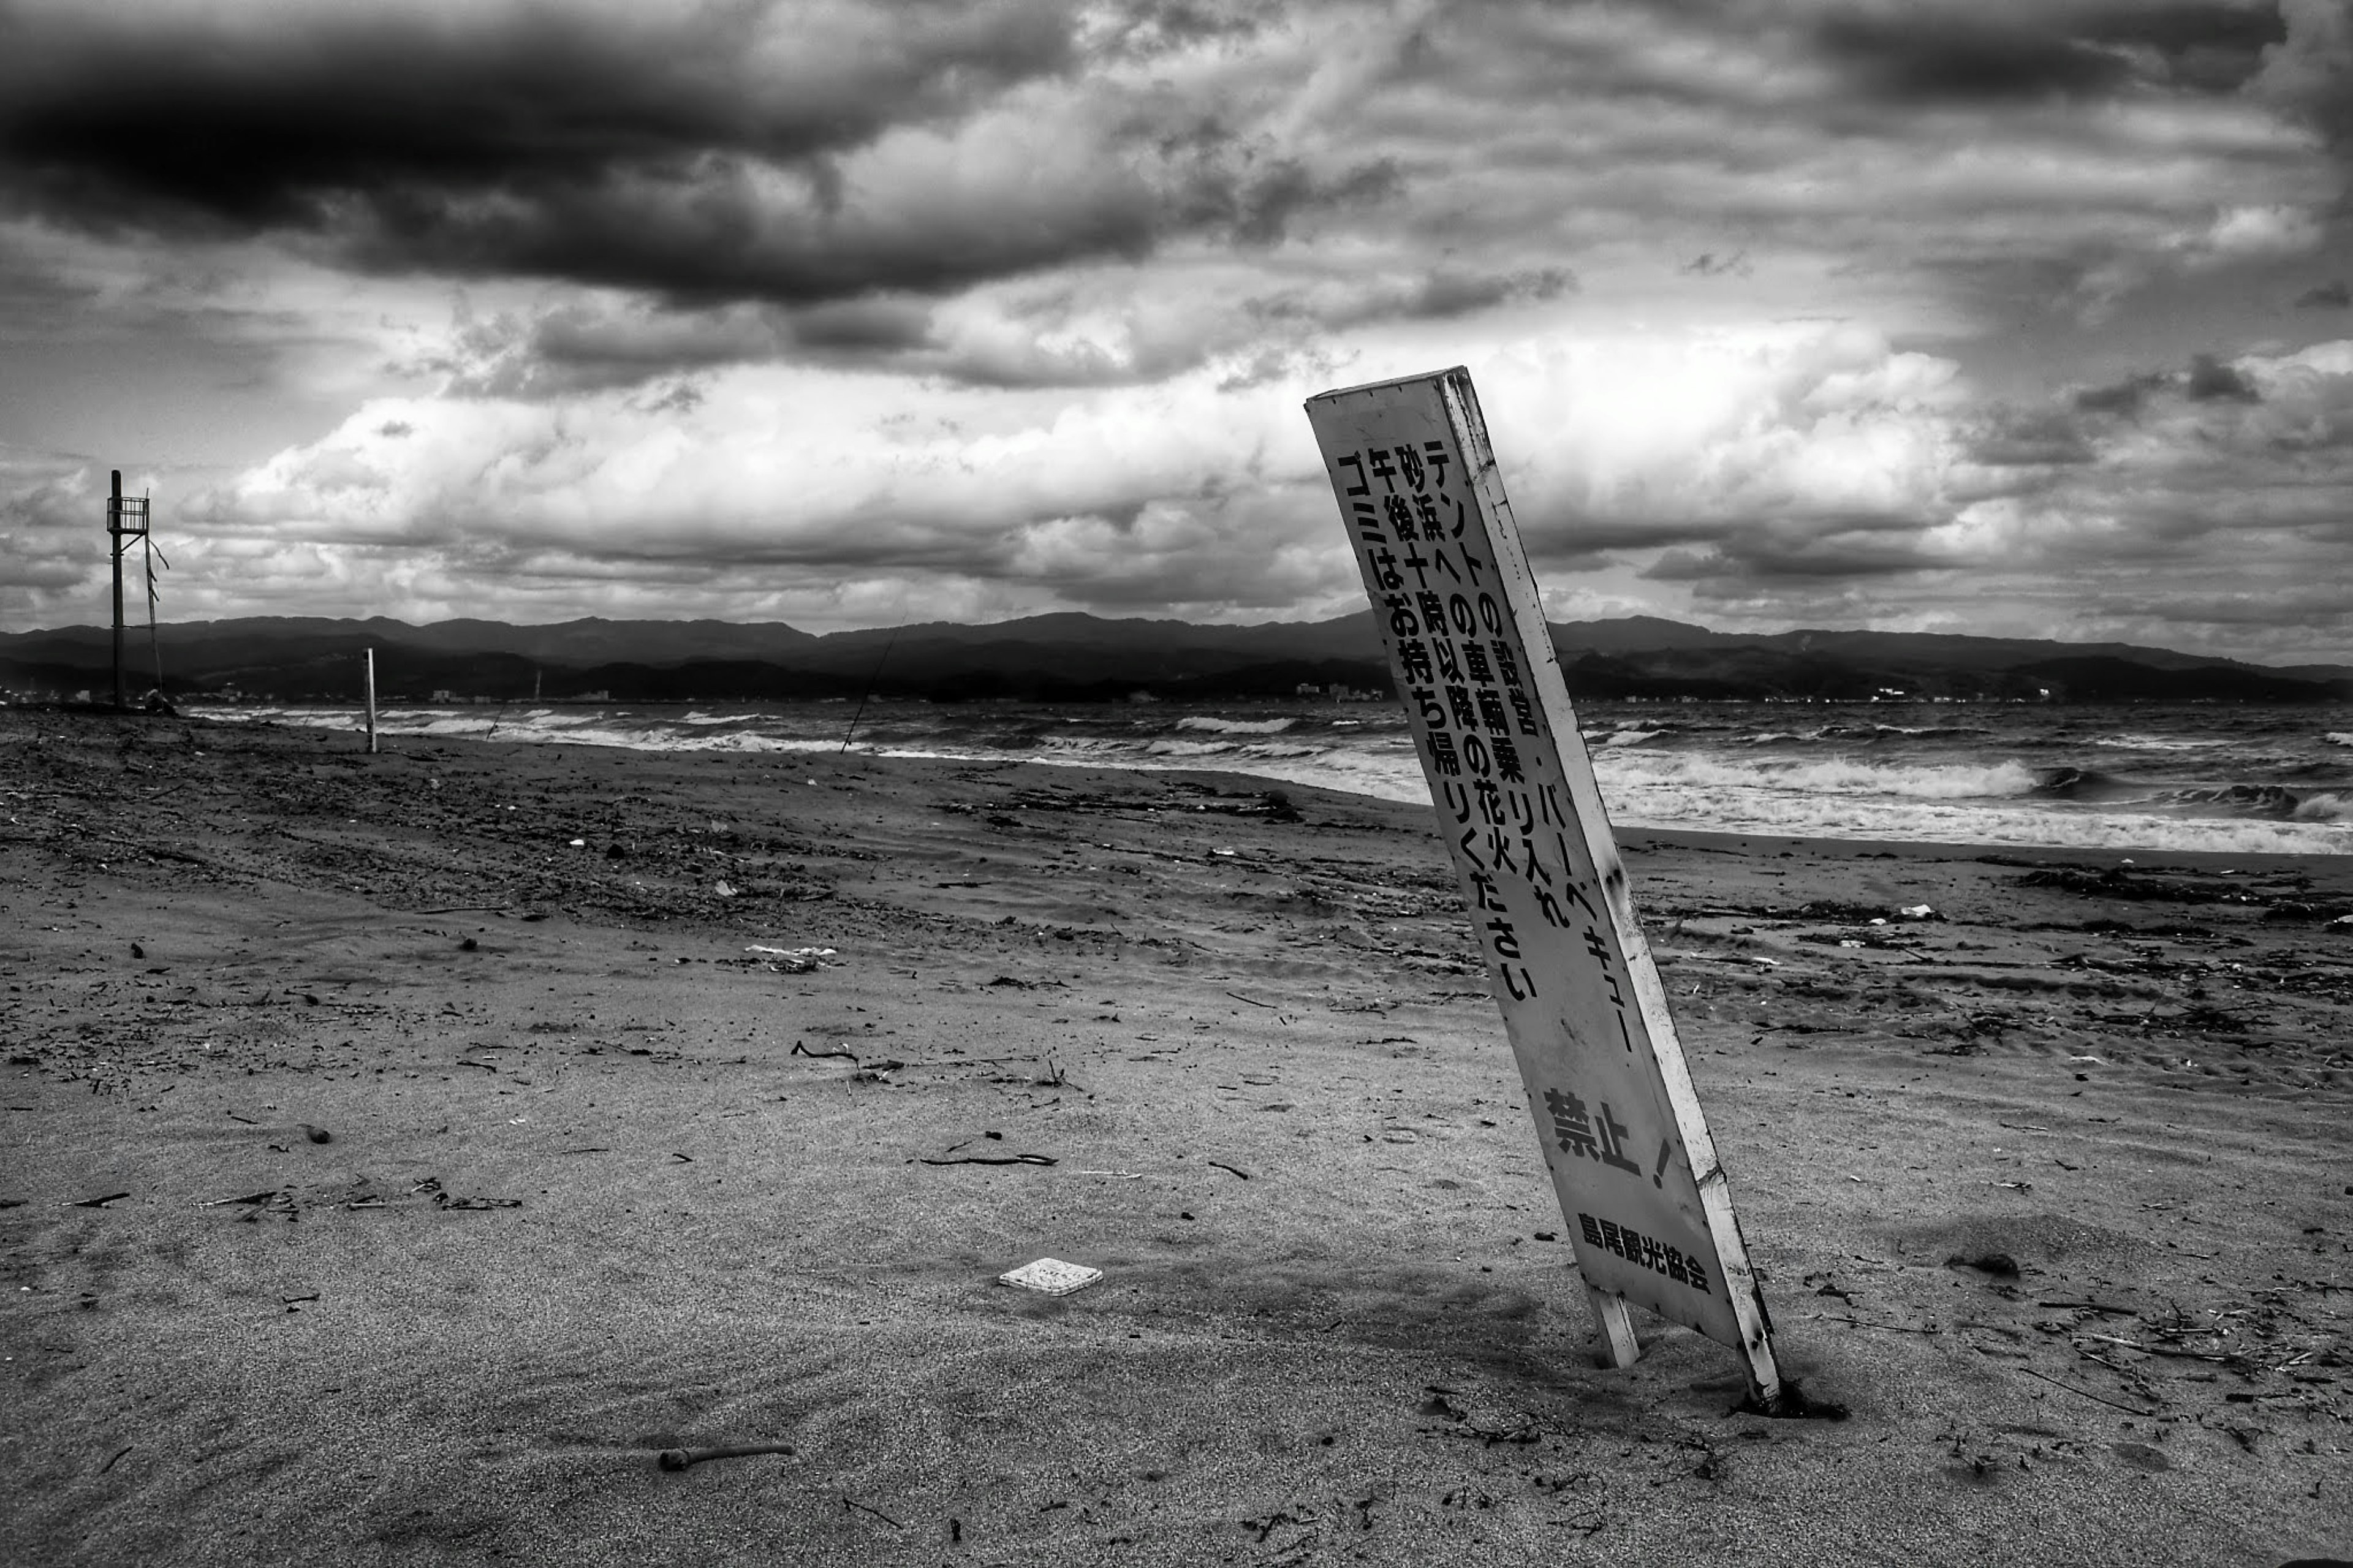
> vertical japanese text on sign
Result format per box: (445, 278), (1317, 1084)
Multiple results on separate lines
(1303, 368), (1781, 1402)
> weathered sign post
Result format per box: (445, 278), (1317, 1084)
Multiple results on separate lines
(1305, 368), (1784, 1405)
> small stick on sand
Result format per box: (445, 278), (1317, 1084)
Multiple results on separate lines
(843, 1496), (904, 1528)
(2019, 1366), (2157, 1417)
(656, 1442), (795, 1471)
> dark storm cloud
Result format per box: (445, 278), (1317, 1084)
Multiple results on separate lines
(1635, 509), (1941, 586)
(1967, 406), (2097, 467)
(2185, 352), (2259, 402)
(2072, 352), (2265, 420)
(1641, 535), (1933, 585)
(398, 292), (938, 397)
(1814, 2), (2286, 105)
(1814, 10), (2136, 102)
(2073, 1), (2287, 89)
(406, 301), (787, 398)
(2297, 279), (2352, 308)
(0, 1), (1110, 306)
(2250, 0), (2353, 153)
(792, 298), (937, 355)
(1406, 267), (1575, 319)
(2075, 372), (2165, 415)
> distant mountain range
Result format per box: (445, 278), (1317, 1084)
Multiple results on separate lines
(3, 611), (2347, 705)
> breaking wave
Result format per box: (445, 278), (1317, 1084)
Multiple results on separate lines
(1175, 716), (1295, 735)
(1608, 753), (2042, 800)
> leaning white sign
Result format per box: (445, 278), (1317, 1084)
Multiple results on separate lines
(1305, 368), (1783, 1403)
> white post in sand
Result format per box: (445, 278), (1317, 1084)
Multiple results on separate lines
(364, 649), (378, 755)
(1305, 368), (1784, 1407)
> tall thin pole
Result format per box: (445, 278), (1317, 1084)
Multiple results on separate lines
(109, 469), (126, 710)
(365, 650), (379, 753)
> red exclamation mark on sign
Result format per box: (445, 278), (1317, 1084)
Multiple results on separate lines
(1653, 1139), (1673, 1189)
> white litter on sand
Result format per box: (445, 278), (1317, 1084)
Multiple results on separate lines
(998, 1258), (1103, 1297)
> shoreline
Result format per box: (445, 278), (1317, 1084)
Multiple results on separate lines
(3, 707), (2349, 1567)
(84, 700), (2353, 861)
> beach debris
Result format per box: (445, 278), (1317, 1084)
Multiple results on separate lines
(714, 880), (737, 897)
(298, 1123), (332, 1144)
(129, 942), (144, 959)
(197, 1189), (282, 1208)
(922, 1149), (1056, 1167)
(843, 1497), (906, 1529)
(67, 1192), (132, 1209)
(433, 1191), (522, 1211)
(789, 1041), (858, 1061)
(2019, 1366), (2156, 1417)
(748, 944), (834, 972)
(1208, 1160), (1252, 1180)
(998, 1257), (1102, 1296)
(1898, 904), (1938, 920)
(568, 838), (585, 847)
(656, 1442), (795, 1472)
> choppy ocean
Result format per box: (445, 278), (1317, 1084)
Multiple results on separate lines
(185, 697), (2353, 856)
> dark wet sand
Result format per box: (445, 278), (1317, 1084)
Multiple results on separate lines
(3, 708), (2348, 1566)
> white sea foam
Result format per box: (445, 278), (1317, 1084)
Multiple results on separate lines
(1598, 729), (1664, 746)
(2088, 732), (2223, 752)
(2293, 791), (2351, 822)
(1175, 716), (1295, 735)
(1605, 752), (2042, 800)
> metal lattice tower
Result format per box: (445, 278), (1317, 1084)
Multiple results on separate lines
(107, 469), (153, 710)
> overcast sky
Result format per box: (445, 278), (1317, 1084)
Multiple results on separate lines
(2, 0), (2349, 661)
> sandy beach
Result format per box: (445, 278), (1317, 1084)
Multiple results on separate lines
(2, 706), (2348, 1567)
